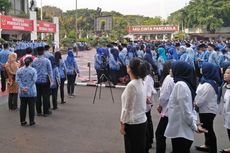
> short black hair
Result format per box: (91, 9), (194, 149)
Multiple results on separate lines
(175, 43), (180, 47)
(26, 47), (33, 54)
(3, 43), (9, 49)
(37, 47), (44, 55)
(129, 58), (147, 80)
(208, 43), (216, 49)
(44, 45), (50, 50)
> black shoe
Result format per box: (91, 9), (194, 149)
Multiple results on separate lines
(43, 114), (49, 117)
(48, 110), (52, 114)
(52, 107), (58, 110)
(37, 113), (42, 116)
(195, 145), (209, 152)
(220, 150), (230, 153)
(21, 121), (27, 126)
(30, 122), (36, 126)
(61, 101), (66, 104)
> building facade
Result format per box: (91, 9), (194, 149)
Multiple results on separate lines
(9, 0), (29, 15)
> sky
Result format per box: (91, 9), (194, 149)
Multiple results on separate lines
(36, 0), (190, 19)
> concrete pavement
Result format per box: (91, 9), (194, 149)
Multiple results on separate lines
(0, 86), (229, 153)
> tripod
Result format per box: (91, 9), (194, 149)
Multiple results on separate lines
(93, 72), (115, 104)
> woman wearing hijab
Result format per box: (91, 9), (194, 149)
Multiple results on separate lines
(157, 47), (167, 76)
(120, 58), (148, 153)
(49, 56), (60, 110)
(55, 51), (67, 104)
(164, 61), (207, 153)
(16, 57), (37, 126)
(195, 62), (221, 153)
(109, 48), (120, 85)
(220, 66), (230, 153)
(5, 53), (19, 110)
(65, 49), (80, 97)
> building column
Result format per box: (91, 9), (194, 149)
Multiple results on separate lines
(155, 34), (158, 40)
(53, 17), (60, 50)
(30, 11), (37, 41)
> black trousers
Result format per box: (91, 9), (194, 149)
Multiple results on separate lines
(199, 113), (217, 153)
(155, 116), (168, 153)
(124, 122), (147, 153)
(172, 137), (193, 153)
(36, 83), (50, 114)
(8, 93), (18, 110)
(67, 74), (76, 95)
(1, 70), (6, 92)
(51, 87), (58, 109)
(228, 129), (230, 141)
(146, 111), (154, 152)
(110, 70), (119, 85)
(60, 78), (66, 102)
(20, 97), (35, 123)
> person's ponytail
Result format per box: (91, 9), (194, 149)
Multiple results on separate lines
(24, 57), (33, 67)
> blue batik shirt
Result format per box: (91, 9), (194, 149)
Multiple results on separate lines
(65, 59), (79, 75)
(119, 48), (127, 66)
(208, 51), (219, 66)
(0, 49), (12, 71)
(44, 51), (54, 59)
(58, 59), (67, 79)
(32, 56), (54, 84)
(50, 67), (60, 89)
(109, 54), (120, 71)
(16, 66), (37, 97)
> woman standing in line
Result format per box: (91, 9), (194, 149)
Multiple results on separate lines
(16, 57), (37, 126)
(65, 49), (80, 97)
(49, 56), (60, 110)
(5, 53), (19, 110)
(144, 62), (157, 153)
(155, 61), (174, 153)
(120, 58), (148, 153)
(54, 51), (66, 104)
(220, 66), (230, 153)
(164, 61), (207, 153)
(195, 62), (221, 153)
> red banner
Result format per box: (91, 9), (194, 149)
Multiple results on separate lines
(128, 25), (179, 33)
(0, 15), (33, 31)
(37, 21), (56, 33)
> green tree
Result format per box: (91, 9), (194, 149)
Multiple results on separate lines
(0, 0), (11, 14)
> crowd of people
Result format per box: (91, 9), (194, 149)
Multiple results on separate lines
(0, 39), (230, 153)
(94, 41), (230, 86)
(114, 40), (230, 153)
(0, 42), (80, 126)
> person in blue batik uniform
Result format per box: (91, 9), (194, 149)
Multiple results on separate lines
(32, 47), (53, 117)
(55, 51), (67, 104)
(109, 48), (121, 85)
(208, 44), (219, 66)
(49, 56), (60, 110)
(44, 45), (54, 59)
(16, 57), (37, 126)
(0, 43), (12, 92)
(65, 49), (80, 97)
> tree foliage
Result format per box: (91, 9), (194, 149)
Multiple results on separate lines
(168, 0), (230, 33)
(40, 6), (163, 44)
(0, 0), (11, 14)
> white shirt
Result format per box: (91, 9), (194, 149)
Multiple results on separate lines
(223, 84), (230, 129)
(164, 81), (197, 141)
(195, 83), (219, 114)
(144, 75), (157, 112)
(120, 79), (147, 125)
(159, 75), (174, 117)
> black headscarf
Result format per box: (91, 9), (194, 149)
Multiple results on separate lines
(172, 61), (197, 101)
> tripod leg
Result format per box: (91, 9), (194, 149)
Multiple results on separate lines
(99, 83), (102, 99)
(108, 81), (115, 103)
(93, 84), (99, 104)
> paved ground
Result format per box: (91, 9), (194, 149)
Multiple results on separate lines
(0, 86), (229, 153)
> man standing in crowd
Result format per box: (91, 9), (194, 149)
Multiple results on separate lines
(0, 43), (12, 92)
(32, 47), (53, 117)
